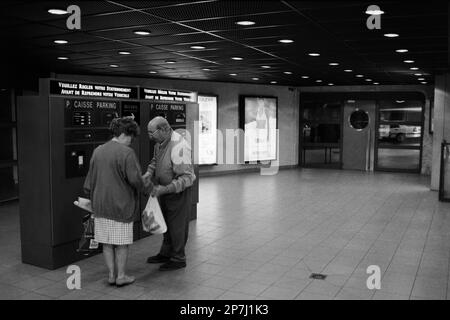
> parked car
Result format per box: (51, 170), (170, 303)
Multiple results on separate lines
(379, 124), (421, 142)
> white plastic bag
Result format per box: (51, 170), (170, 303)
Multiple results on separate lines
(73, 197), (93, 213)
(142, 196), (167, 234)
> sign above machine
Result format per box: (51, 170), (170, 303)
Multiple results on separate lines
(50, 80), (138, 99)
(140, 87), (196, 102)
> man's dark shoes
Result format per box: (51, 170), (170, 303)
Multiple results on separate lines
(159, 260), (186, 271)
(146, 254), (170, 264)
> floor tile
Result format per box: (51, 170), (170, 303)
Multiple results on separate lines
(0, 169), (447, 300)
(258, 286), (303, 300)
(334, 287), (374, 300)
(229, 281), (270, 296)
(303, 280), (342, 297)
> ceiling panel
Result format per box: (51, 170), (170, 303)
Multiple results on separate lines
(0, 0), (447, 87)
(89, 22), (195, 40)
(5, 1), (127, 22)
(145, 0), (291, 21)
(182, 11), (309, 31)
(44, 11), (166, 32)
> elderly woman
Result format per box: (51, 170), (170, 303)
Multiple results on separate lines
(84, 117), (143, 287)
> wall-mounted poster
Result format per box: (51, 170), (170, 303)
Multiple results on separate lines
(240, 96), (278, 162)
(198, 94), (218, 165)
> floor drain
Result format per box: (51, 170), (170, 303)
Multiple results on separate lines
(310, 273), (327, 280)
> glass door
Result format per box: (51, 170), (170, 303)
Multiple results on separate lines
(300, 99), (342, 168)
(375, 99), (424, 173)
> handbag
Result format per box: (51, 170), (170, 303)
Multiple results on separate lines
(142, 196), (167, 234)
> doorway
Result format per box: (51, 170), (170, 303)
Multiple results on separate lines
(342, 100), (376, 171)
(375, 99), (424, 173)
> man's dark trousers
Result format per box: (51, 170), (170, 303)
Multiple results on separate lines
(158, 187), (192, 262)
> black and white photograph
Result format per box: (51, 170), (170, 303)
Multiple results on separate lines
(0, 0), (449, 308)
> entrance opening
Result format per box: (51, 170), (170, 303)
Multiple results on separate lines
(375, 100), (423, 173)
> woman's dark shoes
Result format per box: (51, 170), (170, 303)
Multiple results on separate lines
(146, 254), (171, 263)
(159, 260), (186, 271)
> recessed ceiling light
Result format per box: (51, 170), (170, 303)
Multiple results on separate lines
(384, 33), (399, 38)
(229, 73), (237, 76)
(231, 57), (243, 60)
(284, 71), (292, 75)
(396, 49), (408, 53)
(133, 30), (151, 36)
(344, 69), (353, 72)
(236, 21), (255, 26)
(365, 8), (384, 15)
(110, 64), (119, 68)
(308, 53), (320, 56)
(279, 39), (294, 43)
(270, 81), (277, 84)
(328, 83), (334, 86)
(190, 45), (205, 50)
(261, 65), (271, 69)
(54, 40), (68, 44)
(404, 60), (415, 63)
(356, 74), (364, 78)
(57, 56), (69, 60)
(414, 73), (422, 76)
(118, 51), (131, 55)
(329, 62), (339, 66)
(373, 82), (380, 85)
(165, 60), (176, 64)
(316, 80), (323, 83)
(396, 100), (405, 103)
(48, 9), (68, 15)
(418, 78), (425, 81)
(149, 71), (158, 74)
(365, 79), (372, 81)
(421, 82), (427, 84)
(252, 77), (259, 81)
(202, 68), (211, 71)
(301, 76), (309, 79)
(410, 67), (419, 70)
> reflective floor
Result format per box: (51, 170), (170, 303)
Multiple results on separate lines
(1, 168), (450, 300)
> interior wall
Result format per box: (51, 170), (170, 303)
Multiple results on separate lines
(52, 75), (436, 179)
(299, 85), (434, 176)
(431, 74), (450, 190)
(55, 73), (300, 175)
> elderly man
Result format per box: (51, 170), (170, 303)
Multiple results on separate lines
(143, 116), (196, 271)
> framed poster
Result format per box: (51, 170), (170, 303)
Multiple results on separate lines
(198, 94), (218, 165)
(239, 95), (278, 162)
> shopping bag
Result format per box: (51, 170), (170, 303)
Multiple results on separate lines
(73, 197), (93, 213)
(142, 196), (167, 234)
(73, 197), (101, 255)
(77, 213), (101, 255)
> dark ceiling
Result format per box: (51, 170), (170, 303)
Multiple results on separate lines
(0, 0), (448, 88)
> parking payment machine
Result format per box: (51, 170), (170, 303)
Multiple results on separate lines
(17, 79), (199, 269)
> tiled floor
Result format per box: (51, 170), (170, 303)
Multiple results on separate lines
(1, 168), (450, 300)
